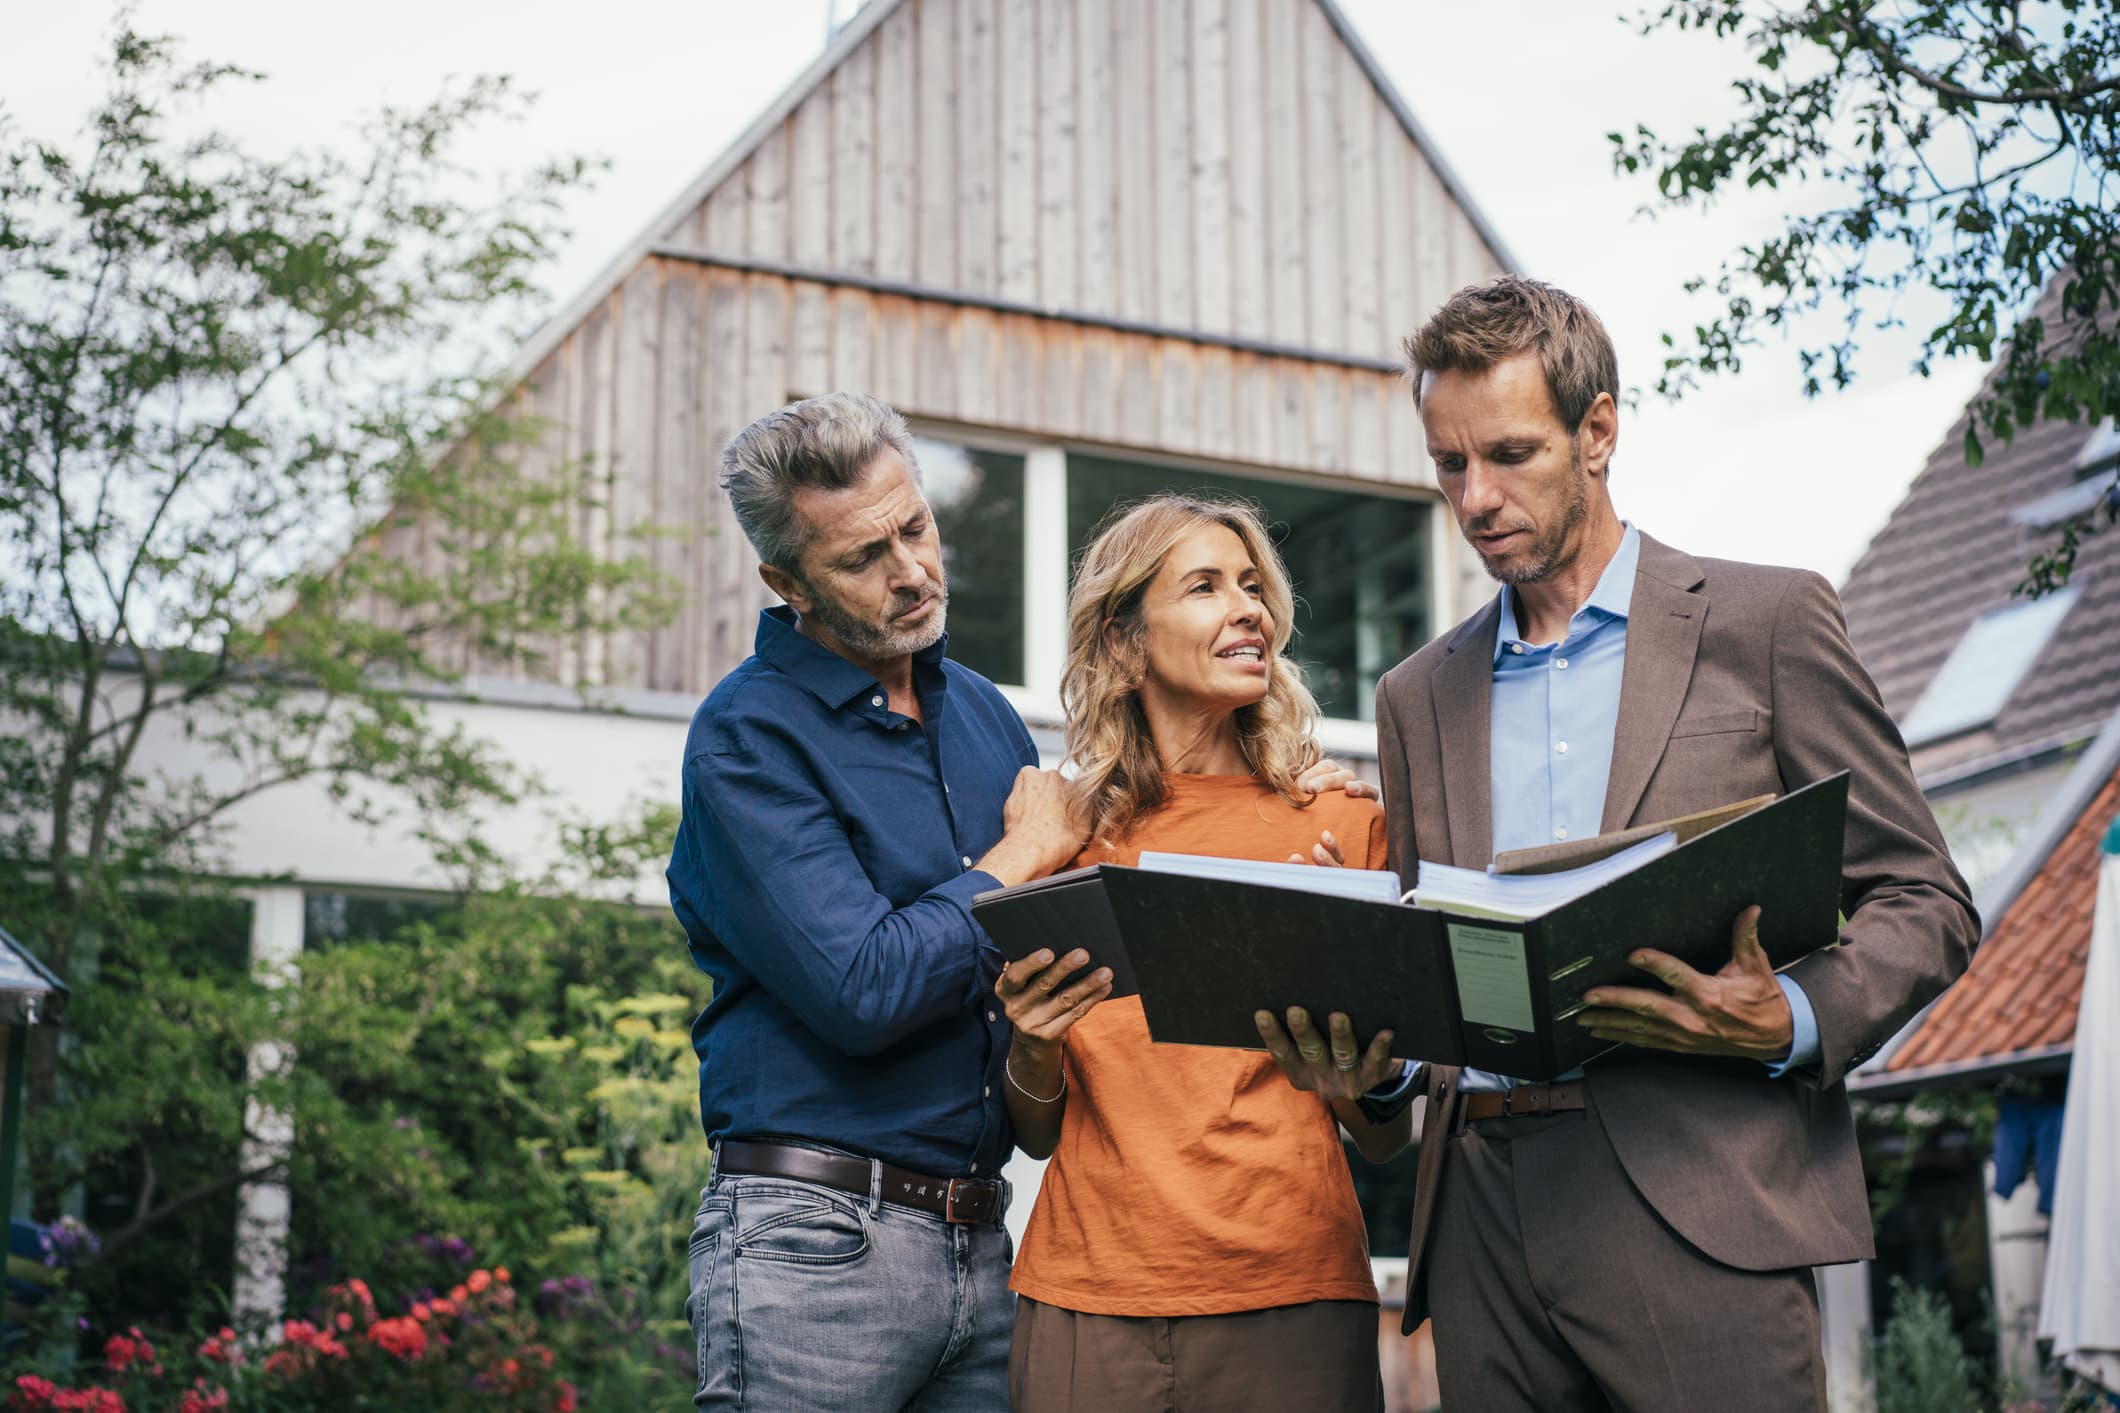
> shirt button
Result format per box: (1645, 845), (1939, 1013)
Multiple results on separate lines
(969, 1162), (979, 1174)
(987, 1010), (997, 1022)
(1555, 827), (1569, 840)
(962, 854), (973, 868)
(1556, 658), (1569, 670)
(984, 1086), (991, 1098)
(1555, 741), (1569, 754)
(1509, 643), (1525, 655)
(870, 694), (883, 707)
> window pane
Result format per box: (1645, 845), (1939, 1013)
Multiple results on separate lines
(914, 437), (1027, 687)
(1066, 456), (1430, 720)
(1901, 587), (2078, 746)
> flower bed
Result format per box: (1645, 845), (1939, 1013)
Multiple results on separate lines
(8, 1268), (578, 1413)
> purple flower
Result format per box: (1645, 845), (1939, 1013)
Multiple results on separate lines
(41, 1216), (101, 1267)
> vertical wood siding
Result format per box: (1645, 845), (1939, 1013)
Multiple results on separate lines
(492, 261), (1441, 694)
(664, 0), (1505, 363)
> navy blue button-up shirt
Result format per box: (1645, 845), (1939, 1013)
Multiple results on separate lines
(668, 606), (1034, 1177)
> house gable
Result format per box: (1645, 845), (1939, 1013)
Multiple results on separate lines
(514, 0), (1512, 388)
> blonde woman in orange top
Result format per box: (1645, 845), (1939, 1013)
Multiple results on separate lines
(995, 493), (1412, 1413)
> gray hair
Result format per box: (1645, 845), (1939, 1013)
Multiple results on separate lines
(719, 392), (921, 572)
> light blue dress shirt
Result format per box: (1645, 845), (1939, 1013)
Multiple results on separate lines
(1458, 525), (1820, 1093)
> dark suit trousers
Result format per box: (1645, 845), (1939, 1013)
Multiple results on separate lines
(1425, 1108), (1827, 1413)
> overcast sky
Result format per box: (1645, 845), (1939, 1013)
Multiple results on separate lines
(3, 0), (1991, 584)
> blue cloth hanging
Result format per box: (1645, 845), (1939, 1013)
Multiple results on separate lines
(1992, 1092), (2068, 1214)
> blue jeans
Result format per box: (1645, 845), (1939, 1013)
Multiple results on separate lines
(686, 1165), (1015, 1410)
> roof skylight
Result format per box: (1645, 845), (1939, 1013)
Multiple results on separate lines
(1900, 588), (2080, 747)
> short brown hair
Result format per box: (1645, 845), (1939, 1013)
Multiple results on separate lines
(1402, 277), (1618, 432)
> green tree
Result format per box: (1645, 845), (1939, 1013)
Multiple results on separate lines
(0, 22), (674, 1252)
(1614, 1), (2120, 591)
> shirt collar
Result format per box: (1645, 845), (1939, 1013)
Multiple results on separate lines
(754, 605), (950, 711)
(1495, 522), (1641, 660)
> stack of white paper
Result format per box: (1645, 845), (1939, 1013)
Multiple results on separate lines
(1411, 831), (1680, 920)
(1136, 851), (1404, 905)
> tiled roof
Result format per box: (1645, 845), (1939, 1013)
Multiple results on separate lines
(1883, 762), (2119, 1073)
(1837, 281), (2120, 772)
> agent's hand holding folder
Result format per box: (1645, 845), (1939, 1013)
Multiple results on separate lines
(972, 772), (1850, 1082)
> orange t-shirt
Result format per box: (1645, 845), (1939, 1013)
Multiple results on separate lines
(1008, 773), (1388, 1317)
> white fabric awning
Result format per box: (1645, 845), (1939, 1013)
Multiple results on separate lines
(2039, 816), (2120, 1392)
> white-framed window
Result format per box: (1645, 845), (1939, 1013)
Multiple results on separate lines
(911, 428), (1440, 747)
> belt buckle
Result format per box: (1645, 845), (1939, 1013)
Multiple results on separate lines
(943, 1177), (975, 1224)
(1499, 1087), (1517, 1118)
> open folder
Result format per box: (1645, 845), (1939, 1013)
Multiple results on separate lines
(971, 772), (1849, 1081)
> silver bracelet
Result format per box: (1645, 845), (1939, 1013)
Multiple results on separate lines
(1005, 1052), (1066, 1104)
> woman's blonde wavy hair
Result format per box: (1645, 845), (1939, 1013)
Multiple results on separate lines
(1062, 492), (1323, 845)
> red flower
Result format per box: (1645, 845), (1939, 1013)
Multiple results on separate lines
(466, 1270), (492, 1294)
(102, 1328), (157, 1376)
(554, 1383), (578, 1413)
(494, 1266), (511, 1283)
(176, 1383), (228, 1413)
(10, 1375), (58, 1409)
(194, 1328), (241, 1366)
(367, 1316), (429, 1362)
(50, 1392), (125, 1413)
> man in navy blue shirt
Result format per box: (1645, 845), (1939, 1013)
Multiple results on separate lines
(671, 393), (1090, 1411)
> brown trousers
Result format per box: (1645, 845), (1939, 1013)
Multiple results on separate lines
(1425, 1108), (1828, 1413)
(1009, 1296), (1383, 1412)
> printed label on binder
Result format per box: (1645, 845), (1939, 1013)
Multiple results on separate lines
(1446, 923), (1535, 1032)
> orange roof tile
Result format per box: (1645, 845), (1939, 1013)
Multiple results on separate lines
(1886, 768), (2120, 1073)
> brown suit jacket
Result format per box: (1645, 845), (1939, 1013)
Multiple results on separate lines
(1381, 533), (1977, 1335)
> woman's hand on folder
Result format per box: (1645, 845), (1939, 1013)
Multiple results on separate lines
(1574, 905), (1796, 1063)
(1285, 829), (1347, 867)
(1256, 1009), (1412, 1162)
(997, 949), (1112, 1049)
(1253, 1008), (1399, 1100)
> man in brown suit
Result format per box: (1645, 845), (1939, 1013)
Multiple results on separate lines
(1358, 278), (1972, 1411)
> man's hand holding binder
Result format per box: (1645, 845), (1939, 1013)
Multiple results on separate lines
(1575, 904), (1799, 1063)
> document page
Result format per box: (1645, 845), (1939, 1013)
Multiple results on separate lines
(1136, 851), (1403, 905)
(1411, 831), (1679, 919)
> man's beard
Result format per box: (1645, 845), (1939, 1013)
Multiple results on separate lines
(1470, 446), (1589, 586)
(799, 578), (950, 660)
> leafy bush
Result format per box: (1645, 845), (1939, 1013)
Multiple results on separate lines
(1872, 1278), (1984, 1413)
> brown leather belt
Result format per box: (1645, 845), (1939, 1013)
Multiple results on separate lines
(1459, 1080), (1587, 1125)
(715, 1138), (1006, 1225)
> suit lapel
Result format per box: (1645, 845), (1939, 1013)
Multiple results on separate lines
(1432, 597), (1499, 867)
(1601, 536), (1706, 832)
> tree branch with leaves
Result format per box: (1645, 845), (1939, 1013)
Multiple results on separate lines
(0, 22), (677, 1233)
(1613, 0), (2120, 592)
